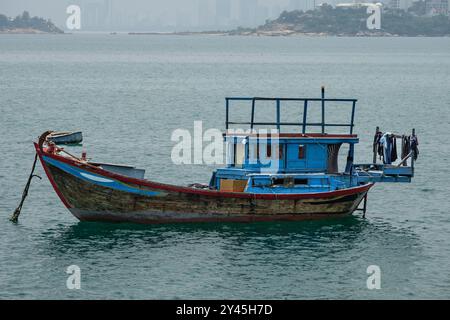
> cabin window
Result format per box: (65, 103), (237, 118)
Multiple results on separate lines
(298, 145), (306, 159)
(226, 141), (234, 165)
(266, 144), (272, 158)
(272, 178), (284, 185)
(250, 142), (259, 162)
(272, 177), (308, 188)
(272, 177), (308, 187)
(265, 144), (283, 159)
(256, 142), (259, 160)
(294, 178), (308, 185)
(235, 143), (245, 168)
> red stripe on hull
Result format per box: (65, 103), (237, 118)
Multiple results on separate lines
(39, 157), (370, 224)
(35, 143), (374, 201)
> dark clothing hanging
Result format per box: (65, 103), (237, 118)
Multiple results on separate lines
(401, 135), (409, 158)
(380, 133), (393, 164)
(391, 136), (398, 162)
(401, 135), (410, 166)
(411, 135), (419, 160)
(400, 134), (419, 165)
(373, 131), (383, 161)
(374, 131), (418, 165)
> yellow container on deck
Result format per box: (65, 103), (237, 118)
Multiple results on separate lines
(220, 179), (247, 192)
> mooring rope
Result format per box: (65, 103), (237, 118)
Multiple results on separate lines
(9, 153), (42, 223)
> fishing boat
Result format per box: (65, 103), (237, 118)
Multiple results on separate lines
(33, 88), (418, 224)
(47, 131), (83, 145)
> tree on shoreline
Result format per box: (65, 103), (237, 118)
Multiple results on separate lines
(256, 4), (450, 36)
(0, 11), (63, 33)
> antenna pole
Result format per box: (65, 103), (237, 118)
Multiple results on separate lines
(321, 86), (325, 134)
(373, 126), (379, 164)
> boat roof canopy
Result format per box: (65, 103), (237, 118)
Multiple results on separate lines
(225, 88), (357, 135)
(223, 132), (358, 141)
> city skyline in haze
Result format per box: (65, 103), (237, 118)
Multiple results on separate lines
(0, 0), (339, 32)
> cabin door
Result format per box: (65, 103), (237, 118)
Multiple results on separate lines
(286, 143), (307, 170)
(277, 144), (285, 171)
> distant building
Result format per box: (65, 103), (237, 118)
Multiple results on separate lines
(288, 0), (302, 11)
(270, 5), (282, 19)
(388, 0), (414, 10)
(238, 0), (258, 27)
(425, 0), (449, 15)
(390, 0), (401, 8)
(176, 10), (192, 29)
(103, 0), (113, 27)
(215, 0), (231, 26)
(336, 2), (384, 8)
(83, 2), (102, 29)
(198, 0), (213, 27)
(256, 5), (269, 25)
(81, 0), (111, 30)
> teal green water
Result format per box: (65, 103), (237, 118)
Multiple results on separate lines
(0, 35), (449, 299)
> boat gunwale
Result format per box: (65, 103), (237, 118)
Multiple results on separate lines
(34, 143), (374, 200)
(47, 131), (82, 137)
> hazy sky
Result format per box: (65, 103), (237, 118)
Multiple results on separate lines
(0, 0), (326, 31)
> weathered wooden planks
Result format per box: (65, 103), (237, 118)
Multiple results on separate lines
(46, 163), (368, 224)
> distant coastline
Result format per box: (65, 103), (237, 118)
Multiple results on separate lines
(131, 4), (450, 38)
(232, 4), (450, 37)
(0, 28), (57, 34)
(3, 4), (450, 37)
(127, 30), (449, 37)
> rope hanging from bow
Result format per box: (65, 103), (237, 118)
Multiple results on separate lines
(9, 153), (42, 223)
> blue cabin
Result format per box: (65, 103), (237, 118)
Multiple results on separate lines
(209, 88), (417, 194)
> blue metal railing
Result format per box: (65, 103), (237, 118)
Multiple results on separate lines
(225, 88), (357, 134)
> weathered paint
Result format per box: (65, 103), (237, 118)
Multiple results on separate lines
(33, 90), (417, 224)
(36, 145), (373, 224)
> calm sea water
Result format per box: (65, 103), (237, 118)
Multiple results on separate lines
(0, 34), (449, 299)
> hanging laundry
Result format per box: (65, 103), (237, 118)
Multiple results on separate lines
(374, 130), (416, 165)
(373, 131), (384, 160)
(401, 135), (410, 158)
(379, 132), (393, 164)
(401, 135), (410, 166)
(410, 135), (419, 160)
(391, 135), (398, 162)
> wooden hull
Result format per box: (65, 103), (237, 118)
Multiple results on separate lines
(35, 144), (373, 224)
